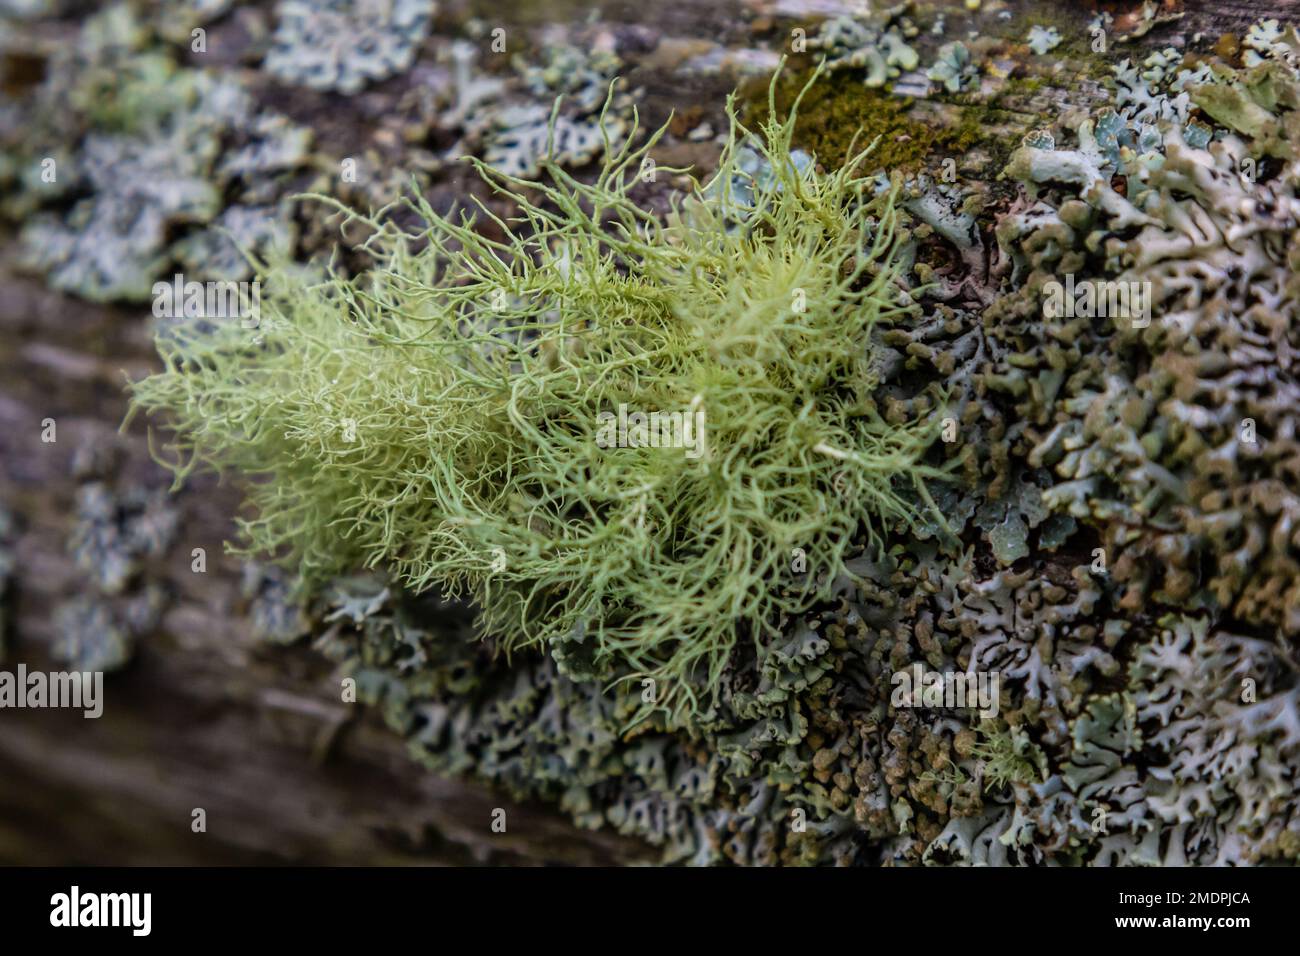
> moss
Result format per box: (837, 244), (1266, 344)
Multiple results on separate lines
(998, 74), (1044, 96)
(743, 68), (941, 172)
(945, 100), (1026, 173)
(742, 66), (1035, 177)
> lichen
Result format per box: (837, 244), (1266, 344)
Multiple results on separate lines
(808, 5), (921, 90)
(464, 42), (636, 179)
(130, 75), (947, 727)
(264, 0), (436, 95)
(1026, 26), (1062, 57)
(7, 2), (311, 302)
(928, 42), (979, 95)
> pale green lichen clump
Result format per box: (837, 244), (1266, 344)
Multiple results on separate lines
(128, 76), (944, 726)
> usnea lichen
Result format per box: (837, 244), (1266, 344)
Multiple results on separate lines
(128, 75), (946, 726)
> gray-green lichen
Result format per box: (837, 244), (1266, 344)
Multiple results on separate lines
(470, 43), (636, 179)
(6, 3), (312, 301)
(928, 41), (978, 94)
(264, 0), (436, 94)
(809, 4), (921, 90)
(51, 437), (179, 673)
(1026, 26), (1061, 56)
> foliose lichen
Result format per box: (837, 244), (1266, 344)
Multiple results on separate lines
(264, 0), (436, 94)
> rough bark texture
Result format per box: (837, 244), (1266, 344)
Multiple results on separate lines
(0, 0), (1295, 866)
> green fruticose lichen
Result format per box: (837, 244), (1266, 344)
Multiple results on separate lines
(969, 720), (1046, 792)
(128, 73), (948, 726)
(12, 0), (1299, 868)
